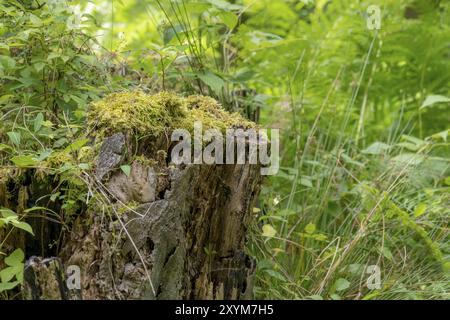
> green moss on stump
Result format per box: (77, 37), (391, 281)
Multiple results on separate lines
(88, 91), (254, 138)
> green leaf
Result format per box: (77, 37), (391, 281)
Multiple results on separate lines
(33, 62), (46, 73)
(0, 55), (16, 69)
(47, 52), (61, 61)
(391, 153), (424, 166)
(5, 249), (24, 267)
(120, 165), (131, 177)
(414, 203), (427, 218)
(64, 138), (90, 153)
(444, 176), (450, 186)
(334, 278), (350, 291)
(0, 143), (13, 151)
(262, 224), (277, 238)
(10, 155), (38, 167)
(78, 163), (90, 170)
(28, 13), (43, 27)
(0, 43), (9, 51)
(264, 269), (286, 281)
(299, 176), (313, 188)
(197, 71), (224, 96)
(362, 142), (390, 155)
(0, 266), (19, 283)
(217, 11), (238, 29)
(33, 112), (44, 132)
(11, 220), (34, 235)
(7, 131), (21, 147)
(380, 246), (393, 261)
(36, 149), (52, 162)
(431, 130), (448, 142)
(0, 208), (16, 218)
(330, 293), (341, 300)
(420, 95), (450, 109)
(207, 0), (242, 10)
(304, 223), (316, 234)
(0, 281), (20, 293)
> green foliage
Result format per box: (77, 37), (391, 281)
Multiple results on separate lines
(0, 0), (113, 117)
(0, 207), (34, 293)
(0, 0), (449, 300)
(0, 1), (120, 296)
(0, 249), (25, 292)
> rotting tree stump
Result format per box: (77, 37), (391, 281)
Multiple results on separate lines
(0, 92), (263, 300)
(58, 134), (262, 300)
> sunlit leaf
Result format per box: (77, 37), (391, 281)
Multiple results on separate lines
(262, 224), (277, 238)
(420, 95), (450, 109)
(10, 155), (39, 167)
(414, 203), (427, 218)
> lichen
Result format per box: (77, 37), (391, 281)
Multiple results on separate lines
(87, 91), (254, 139)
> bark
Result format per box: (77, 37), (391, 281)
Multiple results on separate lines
(2, 130), (262, 300)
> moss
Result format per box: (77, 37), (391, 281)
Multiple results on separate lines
(0, 167), (17, 205)
(44, 151), (73, 168)
(0, 167), (17, 184)
(88, 91), (254, 139)
(133, 155), (158, 167)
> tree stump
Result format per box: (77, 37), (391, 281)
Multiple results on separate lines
(60, 160), (261, 299)
(1, 92), (263, 300)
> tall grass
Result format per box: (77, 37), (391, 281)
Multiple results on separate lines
(84, 0), (450, 300)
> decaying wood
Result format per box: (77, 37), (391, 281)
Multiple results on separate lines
(1, 129), (262, 300)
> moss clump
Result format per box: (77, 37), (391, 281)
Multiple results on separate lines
(88, 91), (254, 138)
(133, 155), (158, 167)
(0, 167), (17, 184)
